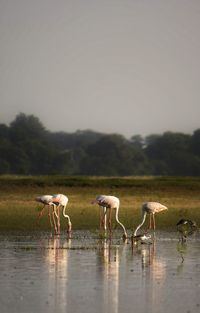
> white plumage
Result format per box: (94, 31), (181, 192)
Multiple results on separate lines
(36, 195), (58, 233)
(51, 194), (71, 236)
(36, 194), (71, 236)
(91, 195), (127, 239)
(134, 202), (168, 236)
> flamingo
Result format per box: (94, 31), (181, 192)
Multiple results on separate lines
(133, 202), (168, 236)
(35, 195), (58, 234)
(91, 195), (127, 239)
(35, 194), (71, 236)
(51, 194), (72, 236)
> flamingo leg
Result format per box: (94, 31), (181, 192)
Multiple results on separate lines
(37, 205), (46, 224)
(48, 206), (53, 230)
(149, 214), (152, 229)
(52, 204), (58, 234)
(100, 207), (107, 230)
(152, 214), (156, 230)
(99, 206), (107, 237)
(99, 207), (107, 236)
(57, 205), (61, 235)
(108, 207), (113, 238)
(103, 207), (107, 234)
(99, 206), (103, 231)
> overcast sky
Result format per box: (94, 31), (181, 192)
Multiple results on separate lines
(0, 0), (200, 138)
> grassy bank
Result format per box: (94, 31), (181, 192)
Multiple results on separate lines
(0, 175), (199, 232)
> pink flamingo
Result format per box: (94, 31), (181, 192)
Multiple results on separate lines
(91, 195), (127, 239)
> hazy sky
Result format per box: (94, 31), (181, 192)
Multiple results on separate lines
(0, 0), (200, 138)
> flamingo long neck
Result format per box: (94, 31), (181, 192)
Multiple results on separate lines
(115, 206), (127, 237)
(134, 212), (147, 236)
(63, 206), (71, 224)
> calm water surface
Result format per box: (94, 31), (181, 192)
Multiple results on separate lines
(0, 231), (199, 313)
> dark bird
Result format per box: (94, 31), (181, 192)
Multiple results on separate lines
(176, 218), (197, 242)
(131, 233), (152, 245)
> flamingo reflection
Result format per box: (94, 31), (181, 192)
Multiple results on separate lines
(131, 235), (166, 278)
(96, 239), (126, 313)
(44, 236), (71, 310)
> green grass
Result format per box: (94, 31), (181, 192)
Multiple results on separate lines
(0, 175), (199, 232)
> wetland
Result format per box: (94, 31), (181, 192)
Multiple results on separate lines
(0, 176), (200, 312)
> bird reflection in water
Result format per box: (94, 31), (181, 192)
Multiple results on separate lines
(97, 239), (120, 265)
(176, 240), (187, 265)
(131, 234), (155, 269)
(46, 236), (71, 271)
(131, 234), (166, 281)
(96, 239), (126, 313)
(44, 236), (71, 311)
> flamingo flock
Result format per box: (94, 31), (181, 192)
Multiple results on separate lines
(35, 193), (174, 242)
(36, 194), (72, 237)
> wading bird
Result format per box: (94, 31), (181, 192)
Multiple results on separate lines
(35, 195), (58, 234)
(134, 202), (168, 236)
(176, 218), (197, 242)
(131, 232), (152, 245)
(91, 195), (127, 239)
(51, 194), (72, 236)
(36, 194), (71, 236)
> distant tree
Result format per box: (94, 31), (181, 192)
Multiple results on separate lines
(0, 124), (9, 141)
(0, 158), (10, 174)
(0, 131), (12, 173)
(0, 112), (199, 176)
(5, 146), (30, 174)
(145, 132), (193, 175)
(46, 130), (103, 150)
(9, 113), (47, 143)
(80, 134), (126, 175)
(130, 135), (145, 149)
(80, 134), (149, 175)
(192, 129), (200, 156)
(145, 134), (161, 147)
(23, 140), (56, 174)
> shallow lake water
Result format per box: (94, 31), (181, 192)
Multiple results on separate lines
(0, 231), (200, 313)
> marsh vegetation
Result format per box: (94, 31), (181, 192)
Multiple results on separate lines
(0, 175), (199, 233)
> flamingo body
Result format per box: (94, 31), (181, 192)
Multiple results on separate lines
(35, 195), (57, 233)
(92, 195), (127, 239)
(36, 195), (53, 205)
(94, 195), (120, 209)
(51, 194), (71, 235)
(142, 202), (168, 214)
(51, 194), (68, 207)
(134, 202), (168, 236)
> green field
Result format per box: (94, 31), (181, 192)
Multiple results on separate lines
(0, 175), (200, 233)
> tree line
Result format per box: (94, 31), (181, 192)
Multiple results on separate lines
(0, 113), (200, 176)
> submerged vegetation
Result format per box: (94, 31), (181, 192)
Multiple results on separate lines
(0, 175), (199, 233)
